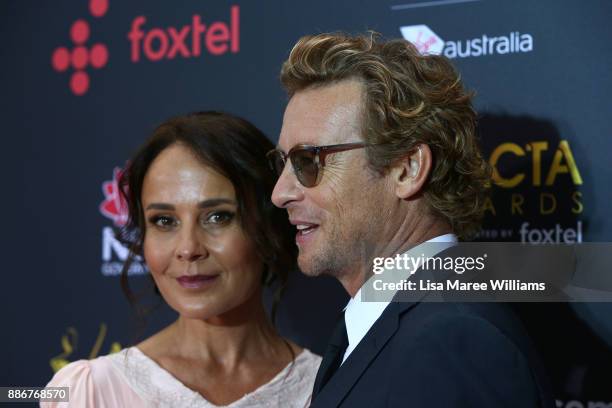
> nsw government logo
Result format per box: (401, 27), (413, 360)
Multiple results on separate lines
(400, 25), (533, 59)
(99, 167), (147, 277)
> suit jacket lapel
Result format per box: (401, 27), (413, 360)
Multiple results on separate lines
(310, 301), (417, 407)
(311, 245), (458, 407)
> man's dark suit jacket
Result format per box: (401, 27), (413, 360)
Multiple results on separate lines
(310, 293), (555, 407)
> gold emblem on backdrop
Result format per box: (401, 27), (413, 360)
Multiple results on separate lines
(479, 137), (585, 243)
(50, 323), (122, 372)
(485, 139), (584, 216)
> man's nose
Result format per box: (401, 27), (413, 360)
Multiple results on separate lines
(271, 159), (304, 209)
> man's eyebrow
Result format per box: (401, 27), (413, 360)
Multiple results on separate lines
(145, 198), (236, 211)
(276, 141), (319, 152)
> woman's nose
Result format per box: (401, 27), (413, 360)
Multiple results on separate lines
(175, 227), (208, 262)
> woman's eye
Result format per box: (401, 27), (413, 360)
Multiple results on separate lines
(205, 211), (234, 225)
(149, 215), (177, 229)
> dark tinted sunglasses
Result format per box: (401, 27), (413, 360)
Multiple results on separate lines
(266, 142), (368, 187)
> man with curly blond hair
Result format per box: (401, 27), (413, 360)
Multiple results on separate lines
(268, 32), (553, 407)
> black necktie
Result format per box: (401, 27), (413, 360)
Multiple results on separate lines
(312, 313), (348, 397)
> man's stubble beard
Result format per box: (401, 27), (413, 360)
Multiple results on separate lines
(298, 201), (382, 285)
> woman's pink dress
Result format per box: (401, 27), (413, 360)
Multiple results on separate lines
(42, 347), (321, 407)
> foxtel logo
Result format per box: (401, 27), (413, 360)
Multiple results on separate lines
(400, 25), (533, 59)
(128, 5), (240, 62)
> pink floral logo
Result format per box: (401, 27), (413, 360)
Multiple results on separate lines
(99, 167), (128, 227)
(51, 0), (109, 96)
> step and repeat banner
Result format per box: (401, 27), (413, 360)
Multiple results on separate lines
(2, 0), (611, 406)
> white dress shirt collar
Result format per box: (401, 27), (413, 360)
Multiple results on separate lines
(341, 233), (458, 364)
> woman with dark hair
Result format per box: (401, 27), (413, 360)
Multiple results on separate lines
(44, 112), (321, 407)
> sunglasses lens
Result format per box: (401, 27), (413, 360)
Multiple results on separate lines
(267, 150), (286, 176)
(290, 149), (319, 187)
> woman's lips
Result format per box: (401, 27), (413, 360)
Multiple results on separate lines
(176, 275), (218, 289)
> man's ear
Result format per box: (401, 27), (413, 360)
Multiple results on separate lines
(389, 144), (432, 199)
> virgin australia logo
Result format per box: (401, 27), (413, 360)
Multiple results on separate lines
(400, 25), (534, 59)
(400, 25), (444, 55)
